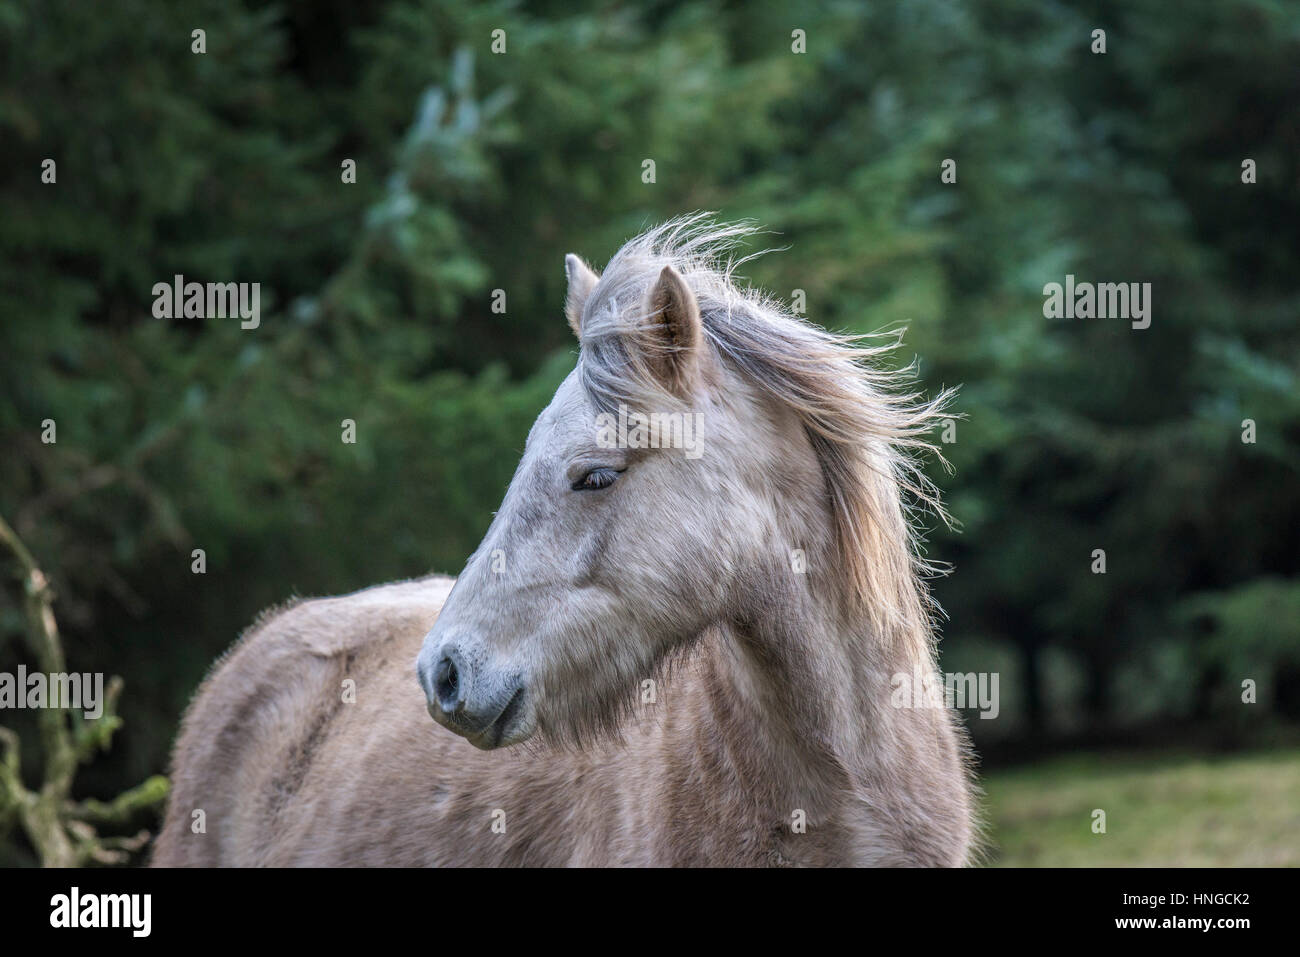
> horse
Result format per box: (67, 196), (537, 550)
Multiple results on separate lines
(152, 217), (976, 866)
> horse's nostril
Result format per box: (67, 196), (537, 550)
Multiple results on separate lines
(433, 652), (463, 713)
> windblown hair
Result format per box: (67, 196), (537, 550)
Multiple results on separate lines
(576, 214), (956, 644)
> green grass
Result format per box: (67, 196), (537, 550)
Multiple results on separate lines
(980, 749), (1300, 866)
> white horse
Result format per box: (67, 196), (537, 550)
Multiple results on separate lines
(154, 218), (975, 866)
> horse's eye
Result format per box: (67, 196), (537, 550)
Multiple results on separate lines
(572, 467), (622, 492)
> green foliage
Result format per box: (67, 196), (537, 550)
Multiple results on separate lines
(1182, 578), (1300, 706)
(0, 0), (1297, 863)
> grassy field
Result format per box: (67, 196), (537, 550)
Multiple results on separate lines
(981, 749), (1300, 866)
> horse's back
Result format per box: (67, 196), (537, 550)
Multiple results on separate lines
(151, 575), (456, 866)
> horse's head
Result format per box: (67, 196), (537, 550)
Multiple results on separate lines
(416, 219), (945, 750)
(415, 226), (819, 750)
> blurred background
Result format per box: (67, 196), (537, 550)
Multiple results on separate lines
(2, 0), (1298, 866)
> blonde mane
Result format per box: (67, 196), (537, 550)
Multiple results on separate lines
(577, 214), (955, 644)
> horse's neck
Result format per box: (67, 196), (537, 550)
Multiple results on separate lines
(695, 579), (957, 861)
(716, 592), (927, 775)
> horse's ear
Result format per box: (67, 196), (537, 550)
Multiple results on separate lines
(564, 254), (600, 339)
(639, 265), (702, 396)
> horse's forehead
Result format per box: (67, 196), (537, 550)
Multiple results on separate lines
(527, 369), (593, 456)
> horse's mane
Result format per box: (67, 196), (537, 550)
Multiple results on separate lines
(576, 214), (955, 644)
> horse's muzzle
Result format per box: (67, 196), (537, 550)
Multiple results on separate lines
(417, 637), (529, 749)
